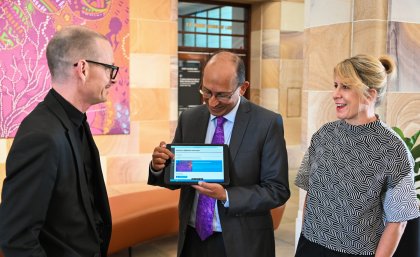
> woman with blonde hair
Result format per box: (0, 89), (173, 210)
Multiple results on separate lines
(295, 54), (419, 257)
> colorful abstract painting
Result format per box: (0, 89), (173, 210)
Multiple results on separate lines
(0, 0), (129, 137)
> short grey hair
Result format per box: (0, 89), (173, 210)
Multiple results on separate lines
(46, 26), (107, 81)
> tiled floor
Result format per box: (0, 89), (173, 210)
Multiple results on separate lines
(110, 169), (299, 257)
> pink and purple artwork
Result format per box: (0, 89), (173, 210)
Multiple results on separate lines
(0, 0), (130, 137)
(176, 160), (193, 172)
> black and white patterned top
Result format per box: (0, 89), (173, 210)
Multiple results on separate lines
(295, 119), (420, 255)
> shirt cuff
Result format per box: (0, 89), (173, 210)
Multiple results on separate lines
(149, 162), (163, 175)
(221, 189), (229, 207)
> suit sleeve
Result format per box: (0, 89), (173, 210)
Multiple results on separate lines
(227, 114), (290, 214)
(0, 129), (59, 257)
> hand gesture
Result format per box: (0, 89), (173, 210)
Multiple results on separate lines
(192, 182), (227, 201)
(151, 141), (174, 171)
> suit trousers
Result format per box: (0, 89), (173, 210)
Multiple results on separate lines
(295, 234), (374, 257)
(181, 226), (227, 257)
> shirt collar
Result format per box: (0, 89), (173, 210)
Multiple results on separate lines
(210, 96), (241, 123)
(51, 88), (85, 128)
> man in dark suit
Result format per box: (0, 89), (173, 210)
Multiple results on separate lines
(149, 51), (290, 257)
(0, 26), (118, 257)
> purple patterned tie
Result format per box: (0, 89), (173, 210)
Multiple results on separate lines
(195, 116), (226, 241)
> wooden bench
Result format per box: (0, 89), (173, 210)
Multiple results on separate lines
(107, 186), (285, 255)
(107, 187), (180, 255)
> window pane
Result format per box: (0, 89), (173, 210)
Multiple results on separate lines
(221, 21), (232, 35)
(195, 18), (206, 33)
(178, 18), (183, 31)
(221, 36), (244, 49)
(232, 7), (245, 20)
(220, 6), (232, 19)
(178, 2), (247, 50)
(221, 36), (232, 49)
(224, 21), (245, 35)
(178, 33), (183, 46)
(208, 9), (219, 19)
(232, 36), (245, 49)
(196, 34), (206, 47)
(184, 34), (195, 47)
(208, 20), (220, 34)
(196, 12), (206, 18)
(184, 18), (195, 32)
(208, 35), (219, 48)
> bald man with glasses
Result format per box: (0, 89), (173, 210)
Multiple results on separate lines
(0, 26), (117, 257)
(149, 51), (290, 257)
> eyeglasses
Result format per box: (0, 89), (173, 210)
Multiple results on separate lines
(73, 60), (119, 79)
(199, 85), (240, 102)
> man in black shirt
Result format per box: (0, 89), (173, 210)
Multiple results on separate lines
(0, 26), (118, 257)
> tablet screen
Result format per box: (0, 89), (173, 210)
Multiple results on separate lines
(165, 144), (229, 184)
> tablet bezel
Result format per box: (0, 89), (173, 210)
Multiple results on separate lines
(164, 143), (230, 185)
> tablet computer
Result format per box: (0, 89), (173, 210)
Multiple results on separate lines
(164, 143), (230, 185)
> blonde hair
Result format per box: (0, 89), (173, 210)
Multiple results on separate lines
(333, 54), (396, 105)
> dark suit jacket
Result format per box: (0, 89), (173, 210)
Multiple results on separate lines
(148, 97), (290, 257)
(0, 90), (112, 257)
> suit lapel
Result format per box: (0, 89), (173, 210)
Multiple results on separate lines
(43, 91), (100, 239)
(229, 97), (251, 161)
(195, 106), (210, 143)
(84, 122), (112, 224)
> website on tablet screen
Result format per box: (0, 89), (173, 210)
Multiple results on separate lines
(170, 145), (225, 183)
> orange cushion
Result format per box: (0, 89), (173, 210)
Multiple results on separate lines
(107, 188), (180, 255)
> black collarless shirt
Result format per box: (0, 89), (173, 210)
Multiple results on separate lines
(51, 89), (104, 243)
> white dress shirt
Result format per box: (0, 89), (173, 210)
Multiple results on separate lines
(188, 98), (241, 232)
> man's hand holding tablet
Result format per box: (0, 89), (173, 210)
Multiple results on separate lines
(151, 141), (174, 171)
(192, 181), (227, 201)
(163, 143), (230, 185)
